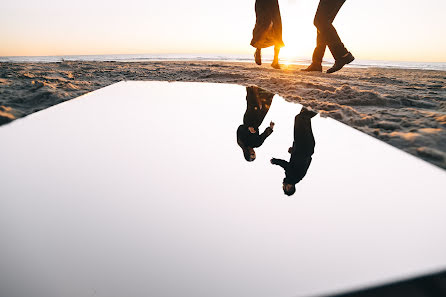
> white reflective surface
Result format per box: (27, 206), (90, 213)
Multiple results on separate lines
(0, 81), (445, 297)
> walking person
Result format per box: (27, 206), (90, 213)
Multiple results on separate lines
(251, 0), (285, 69)
(302, 0), (354, 73)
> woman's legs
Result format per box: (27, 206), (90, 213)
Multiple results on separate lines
(254, 48), (262, 65)
(255, 46), (281, 69)
(271, 46), (280, 69)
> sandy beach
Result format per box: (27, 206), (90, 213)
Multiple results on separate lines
(1, 60), (445, 169)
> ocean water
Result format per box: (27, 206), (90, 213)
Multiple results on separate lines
(1, 54), (445, 71)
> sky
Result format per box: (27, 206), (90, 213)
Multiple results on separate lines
(1, 0), (446, 62)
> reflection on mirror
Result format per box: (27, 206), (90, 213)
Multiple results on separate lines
(237, 86), (275, 162)
(271, 108), (317, 196)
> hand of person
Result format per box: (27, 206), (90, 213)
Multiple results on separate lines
(248, 127), (256, 133)
(270, 158), (275, 164)
(288, 147), (293, 154)
(269, 121), (275, 129)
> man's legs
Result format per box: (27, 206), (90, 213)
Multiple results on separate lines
(314, 0), (348, 61)
(303, 0), (353, 72)
(312, 30), (327, 66)
(302, 30), (326, 71)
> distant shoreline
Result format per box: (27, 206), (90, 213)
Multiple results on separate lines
(1, 54), (445, 71)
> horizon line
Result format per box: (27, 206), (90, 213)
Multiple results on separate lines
(1, 53), (445, 65)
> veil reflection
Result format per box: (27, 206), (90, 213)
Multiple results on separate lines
(237, 86), (275, 162)
(271, 108), (317, 196)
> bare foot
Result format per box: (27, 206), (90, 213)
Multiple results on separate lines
(271, 62), (281, 69)
(254, 49), (261, 65)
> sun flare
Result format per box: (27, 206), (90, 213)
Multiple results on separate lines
(279, 9), (317, 63)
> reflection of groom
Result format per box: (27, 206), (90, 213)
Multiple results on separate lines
(302, 0), (354, 73)
(270, 108), (316, 196)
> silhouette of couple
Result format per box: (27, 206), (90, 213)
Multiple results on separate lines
(237, 86), (317, 196)
(251, 0), (354, 73)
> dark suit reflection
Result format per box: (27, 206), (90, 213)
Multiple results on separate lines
(271, 108), (317, 196)
(237, 86), (275, 162)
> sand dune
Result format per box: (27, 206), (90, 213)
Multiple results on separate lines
(1, 61), (445, 169)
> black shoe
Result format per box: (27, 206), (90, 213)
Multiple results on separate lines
(326, 52), (354, 73)
(301, 63), (322, 72)
(299, 107), (317, 118)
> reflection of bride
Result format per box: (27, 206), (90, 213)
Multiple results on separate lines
(271, 108), (317, 196)
(237, 86), (275, 162)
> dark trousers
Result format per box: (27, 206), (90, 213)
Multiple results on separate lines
(293, 113), (315, 156)
(312, 0), (348, 64)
